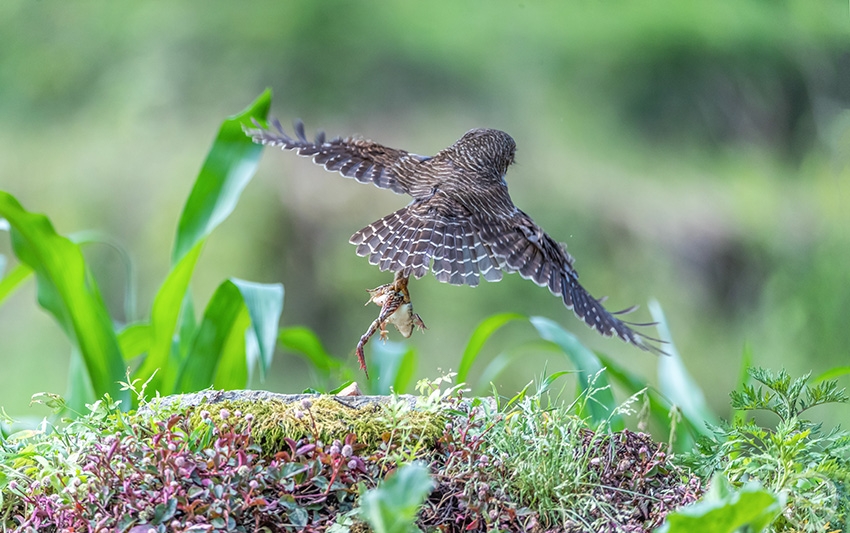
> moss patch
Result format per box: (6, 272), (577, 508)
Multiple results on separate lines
(188, 396), (446, 455)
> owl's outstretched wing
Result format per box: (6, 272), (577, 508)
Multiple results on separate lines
(245, 118), (429, 196)
(478, 211), (664, 354)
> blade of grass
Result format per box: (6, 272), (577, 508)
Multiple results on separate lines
(0, 191), (127, 402)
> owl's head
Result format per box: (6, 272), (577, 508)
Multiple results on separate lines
(449, 128), (517, 178)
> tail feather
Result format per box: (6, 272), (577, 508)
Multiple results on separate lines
(352, 206), (503, 286)
(459, 226), (481, 286)
(408, 218), (438, 279)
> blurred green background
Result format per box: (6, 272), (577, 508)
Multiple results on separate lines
(1, 1), (848, 426)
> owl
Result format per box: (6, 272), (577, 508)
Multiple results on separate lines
(247, 119), (662, 373)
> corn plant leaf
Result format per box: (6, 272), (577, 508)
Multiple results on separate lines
(651, 299), (716, 437)
(230, 278), (283, 382)
(458, 312), (525, 384)
(174, 280), (247, 392)
(0, 191), (127, 402)
(135, 90), (271, 393)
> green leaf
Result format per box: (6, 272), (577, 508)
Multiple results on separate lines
(135, 90), (271, 393)
(650, 300), (716, 436)
(475, 340), (561, 394)
(117, 323), (152, 361)
(814, 365), (850, 383)
(135, 242), (203, 392)
(359, 462), (434, 533)
(0, 191), (127, 402)
(173, 280), (249, 392)
(65, 348), (97, 414)
(231, 278), (284, 382)
(0, 261), (33, 306)
(529, 316), (620, 427)
(370, 341), (417, 395)
(278, 326), (343, 377)
(172, 89), (271, 264)
(457, 312), (525, 384)
(656, 475), (784, 533)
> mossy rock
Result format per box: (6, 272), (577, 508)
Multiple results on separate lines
(146, 390), (446, 455)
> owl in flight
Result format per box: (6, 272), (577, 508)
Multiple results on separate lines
(246, 119), (662, 374)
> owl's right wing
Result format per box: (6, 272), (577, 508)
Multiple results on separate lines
(245, 118), (428, 196)
(477, 210), (665, 354)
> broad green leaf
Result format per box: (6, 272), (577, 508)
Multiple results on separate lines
(392, 345), (417, 394)
(172, 89), (271, 264)
(529, 316), (620, 428)
(656, 475), (783, 533)
(475, 340), (560, 394)
(370, 341), (417, 395)
(65, 348), (97, 414)
(457, 312), (525, 384)
(231, 278), (284, 382)
(0, 191), (126, 402)
(137, 90), (271, 394)
(0, 262), (33, 306)
(328, 380), (356, 394)
(359, 462), (434, 533)
(278, 326), (343, 376)
(651, 300), (716, 436)
(117, 323), (152, 361)
(136, 242), (203, 393)
(213, 305), (252, 390)
(174, 280), (249, 392)
(175, 291), (197, 364)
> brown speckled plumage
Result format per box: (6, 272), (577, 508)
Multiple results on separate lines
(246, 119), (662, 355)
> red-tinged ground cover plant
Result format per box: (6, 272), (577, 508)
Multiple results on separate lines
(1, 374), (705, 532)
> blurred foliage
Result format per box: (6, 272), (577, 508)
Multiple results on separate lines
(0, 0), (848, 433)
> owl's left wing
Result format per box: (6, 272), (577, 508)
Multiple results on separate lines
(245, 118), (428, 195)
